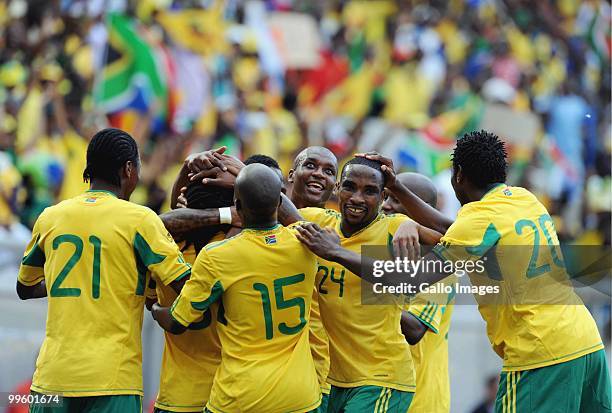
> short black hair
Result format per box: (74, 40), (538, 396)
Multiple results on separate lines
(83, 128), (139, 186)
(183, 182), (234, 253)
(452, 130), (507, 188)
(244, 154), (281, 170)
(340, 157), (385, 189)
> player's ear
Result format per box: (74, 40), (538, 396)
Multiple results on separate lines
(287, 169), (295, 183)
(455, 165), (463, 184)
(123, 161), (133, 180)
(235, 198), (242, 212)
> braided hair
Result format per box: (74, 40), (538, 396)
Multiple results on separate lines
(83, 128), (139, 186)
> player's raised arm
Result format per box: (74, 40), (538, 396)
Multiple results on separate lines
(356, 152), (453, 234)
(295, 222), (454, 292)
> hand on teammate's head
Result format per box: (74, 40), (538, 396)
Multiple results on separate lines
(355, 152), (397, 189)
(184, 146), (228, 173)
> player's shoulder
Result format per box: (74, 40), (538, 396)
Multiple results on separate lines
(300, 207), (340, 225)
(379, 212), (410, 231)
(203, 230), (245, 255)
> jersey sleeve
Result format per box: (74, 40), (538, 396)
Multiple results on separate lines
(407, 295), (444, 334)
(134, 209), (192, 286)
(18, 216), (46, 286)
(170, 249), (223, 327)
(432, 207), (500, 263)
(299, 207), (340, 227)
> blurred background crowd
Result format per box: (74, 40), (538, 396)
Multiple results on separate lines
(0, 0), (610, 411)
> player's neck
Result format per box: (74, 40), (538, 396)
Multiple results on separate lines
(89, 181), (122, 199)
(467, 182), (505, 204)
(243, 218), (279, 230)
(340, 215), (376, 238)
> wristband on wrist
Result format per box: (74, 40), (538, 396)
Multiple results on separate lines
(219, 207), (232, 225)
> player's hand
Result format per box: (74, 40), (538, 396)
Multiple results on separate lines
(190, 167), (238, 188)
(189, 155), (245, 186)
(176, 187), (188, 208)
(355, 152), (397, 190)
(185, 146), (228, 173)
(295, 223), (341, 260)
(393, 220), (421, 262)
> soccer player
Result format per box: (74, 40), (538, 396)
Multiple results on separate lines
(283, 157), (442, 413)
(287, 146), (338, 209)
(287, 146), (339, 412)
(17, 128), (191, 413)
(382, 172), (455, 413)
(166, 146), (339, 411)
(151, 182), (235, 413)
(151, 164), (321, 413)
(302, 131), (611, 412)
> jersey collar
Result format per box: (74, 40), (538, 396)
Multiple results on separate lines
(85, 189), (118, 198)
(481, 183), (506, 200)
(337, 213), (384, 239)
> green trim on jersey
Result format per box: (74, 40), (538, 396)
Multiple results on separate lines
(85, 189), (118, 198)
(190, 280), (224, 312)
(22, 235), (46, 267)
(133, 232), (166, 295)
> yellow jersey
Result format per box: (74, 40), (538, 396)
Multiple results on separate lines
(18, 190), (191, 397)
(301, 208), (416, 392)
(407, 280), (455, 413)
(154, 240), (223, 412)
(433, 185), (603, 371)
(171, 224), (321, 413)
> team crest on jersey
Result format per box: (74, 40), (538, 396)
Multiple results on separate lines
(503, 188), (513, 196)
(264, 235), (277, 245)
(85, 197), (97, 203)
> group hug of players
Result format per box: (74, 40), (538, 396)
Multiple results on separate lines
(17, 127), (611, 413)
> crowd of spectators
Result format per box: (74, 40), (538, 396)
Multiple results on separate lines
(0, 0), (610, 277)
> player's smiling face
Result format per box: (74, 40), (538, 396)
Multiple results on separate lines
(338, 164), (384, 233)
(289, 149), (337, 207)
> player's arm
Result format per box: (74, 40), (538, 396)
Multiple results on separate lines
(136, 211), (192, 296)
(151, 302), (187, 334)
(277, 193), (303, 225)
(357, 152), (453, 234)
(17, 219), (48, 300)
(160, 207), (240, 239)
(389, 180), (453, 234)
(295, 222), (454, 290)
(17, 280), (47, 300)
(400, 312), (428, 345)
(153, 249), (222, 335)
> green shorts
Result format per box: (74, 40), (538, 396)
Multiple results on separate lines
(495, 349), (612, 413)
(313, 392), (329, 413)
(328, 385), (413, 413)
(29, 393), (142, 413)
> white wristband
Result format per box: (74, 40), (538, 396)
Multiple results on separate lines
(219, 207), (232, 225)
